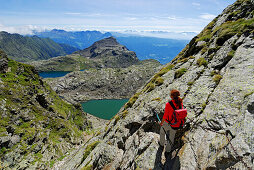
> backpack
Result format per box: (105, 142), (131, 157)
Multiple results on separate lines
(167, 101), (187, 129)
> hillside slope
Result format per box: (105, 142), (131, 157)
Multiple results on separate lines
(53, 0), (254, 169)
(0, 31), (78, 62)
(0, 51), (88, 169)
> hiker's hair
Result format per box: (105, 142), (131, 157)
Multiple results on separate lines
(170, 89), (182, 107)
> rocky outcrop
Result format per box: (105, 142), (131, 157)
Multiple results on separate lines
(0, 50), (8, 73)
(45, 59), (162, 104)
(29, 36), (140, 71)
(0, 52), (89, 169)
(53, 0), (254, 169)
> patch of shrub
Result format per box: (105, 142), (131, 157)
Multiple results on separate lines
(121, 110), (129, 119)
(152, 97), (162, 101)
(198, 35), (211, 42)
(156, 64), (175, 77)
(81, 164), (93, 170)
(201, 46), (208, 54)
(244, 91), (254, 98)
(177, 58), (189, 63)
(210, 70), (217, 76)
(114, 115), (120, 123)
(155, 77), (164, 86)
(213, 74), (223, 84)
(82, 141), (100, 162)
(125, 93), (140, 109)
(227, 50), (235, 59)
(208, 46), (221, 55)
(187, 81), (194, 86)
(197, 57), (208, 67)
(145, 82), (155, 92)
(215, 18), (254, 46)
(175, 68), (187, 79)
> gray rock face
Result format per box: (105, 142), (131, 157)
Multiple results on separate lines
(0, 50), (8, 73)
(54, 1), (254, 169)
(45, 60), (161, 104)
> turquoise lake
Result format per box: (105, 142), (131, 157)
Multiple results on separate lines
(81, 99), (129, 120)
(39, 70), (85, 78)
(39, 71), (71, 78)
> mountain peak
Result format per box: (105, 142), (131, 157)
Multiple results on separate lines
(51, 29), (66, 33)
(91, 36), (119, 48)
(71, 36), (139, 67)
(75, 36), (131, 58)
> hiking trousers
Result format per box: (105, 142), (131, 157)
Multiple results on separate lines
(159, 123), (176, 152)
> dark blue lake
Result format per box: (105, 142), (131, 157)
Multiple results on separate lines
(81, 99), (129, 120)
(39, 71), (71, 78)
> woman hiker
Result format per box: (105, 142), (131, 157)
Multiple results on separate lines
(159, 89), (184, 157)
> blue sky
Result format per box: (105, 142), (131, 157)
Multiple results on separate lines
(0, 0), (236, 37)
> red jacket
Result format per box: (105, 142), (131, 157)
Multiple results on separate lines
(163, 100), (183, 125)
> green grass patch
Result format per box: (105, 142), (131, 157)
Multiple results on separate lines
(177, 58), (189, 63)
(244, 91), (254, 98)
(156, 64), (175, 77)
(121, 110), (129, 119)
(216, 18), (254, 45)
(152, 97), (162, 102)
(197, 57), (208, 67)
(187, 81), (194, 86)
(0, 147), (7, 155)
(155, 77), (164, 86)
(81, 165), (93, 170)
(82, 141), (100, 162)
(175, 68), (187, 79)
(114, 115), (120, 123)
(145, 82), (155, 92)
(201, 46), (208, 54)
(50, 160), (55, 168)
(57, 155), (66, 161)
(125, 92), (141, 109)
(210, 70), (217, 76)
(213, 74), (223, 84)
(196, 15), (254, 48)
(227, 50), (235, 59)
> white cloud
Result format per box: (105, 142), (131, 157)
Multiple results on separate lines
(0, 24), (46, 35)
(167, 16), (177, 20)
(65, 12), (82, 15)
(192, 2), (200, 6)
(199, 13), (216, 20)
(125, 17), (137, 21)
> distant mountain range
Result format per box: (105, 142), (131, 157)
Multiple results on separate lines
(34, 29), (188, 64)
(34, 29), (112, 49)
(0, 31), (78, 62)
(111, 30), (197, 40)
(0, 29), (188, 64)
